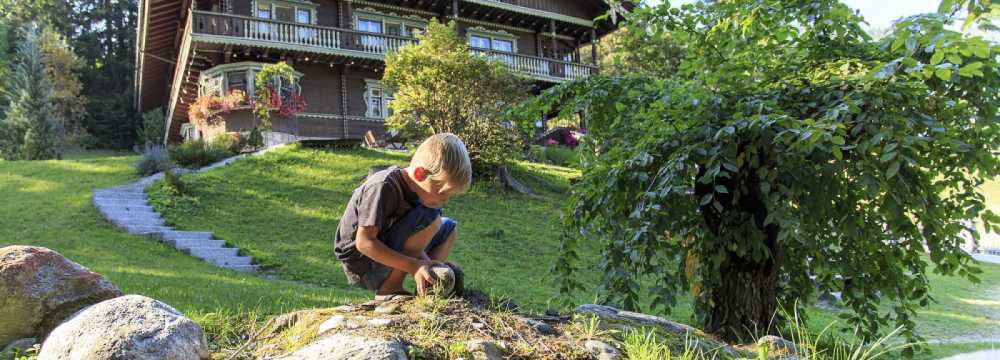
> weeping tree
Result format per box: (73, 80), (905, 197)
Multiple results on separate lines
(383, 19), (533, 182)
(517, 0), (999, 351)
(1, 25), (57, 160)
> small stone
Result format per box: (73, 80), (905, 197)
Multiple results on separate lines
(467, 339), (505, 360)
(1, 338), (37, 359)
(333, 304), (361, 313)
(757, 335), (799, 355)
(545, 309), (561, 317)
(367, 318), (395, 328)
(318, 315), (360, 334)
(275, 334), (407, 360)
(471, 322), (485, 330)
(523, 318), (556, 335)
(374, 301), (403, 315)
(584, 339), (621, 360)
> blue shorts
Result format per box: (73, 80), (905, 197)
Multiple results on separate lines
(343, 205), (457, 291)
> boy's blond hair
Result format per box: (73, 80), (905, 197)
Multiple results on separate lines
(411, 133), (472, 193)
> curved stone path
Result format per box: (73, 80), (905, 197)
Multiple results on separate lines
(92, 147), (284, 273)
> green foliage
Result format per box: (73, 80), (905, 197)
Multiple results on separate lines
(210, 132), (246, 154)
(163, 168), (188, 196)
(516, 0), (999, 350)
(1, 24), (58, 160)
(134, 143), (171, 176)
(247, 127), (264, 150)
(253, 61), (297, 129)
(167, 140), (233, 168)
(39, 24), (88, 150)
(137, 107), (166, 147)
(383, 19), (532, 173)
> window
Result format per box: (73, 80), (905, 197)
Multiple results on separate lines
(364, 80), (393, 120)
(467, 31), (517, 53)
(199, 62), (302, 105)
(354, 11), (426, 38)
(253, 1), (317, 40)
(226, 71), (247, 95)
(357, 18), (382, 33)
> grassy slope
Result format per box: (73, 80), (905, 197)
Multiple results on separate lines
(147, 144), (603, 311)
(0, 154), (361, 328)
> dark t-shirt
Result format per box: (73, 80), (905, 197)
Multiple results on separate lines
(334, 166), (419, 272)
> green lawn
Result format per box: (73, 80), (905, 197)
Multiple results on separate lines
(146, 144), (603, 311)
(0, 154), (361, 349)
(2, 147), (997, 358)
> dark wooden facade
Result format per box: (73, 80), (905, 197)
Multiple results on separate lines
(134, 0), (625, 143)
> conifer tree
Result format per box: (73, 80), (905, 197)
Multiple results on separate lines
(1, 25), (57, 160)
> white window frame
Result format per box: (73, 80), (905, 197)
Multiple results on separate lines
(198, 62), (303, 103)
(353, 10), (427, 38)
(364, 79), (393, 120)
(253, 0), (317, 24)
(467, 29), (517, 53)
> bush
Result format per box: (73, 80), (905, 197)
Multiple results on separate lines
(210, 132), (246, 154)
(527, 145), (580, 167)
(134, 143), (172, 176)
(543, 146), (579, 167)
(168, 139), (233, 168)
(136, 107), (166, 146)
(163, 168), (188, 196)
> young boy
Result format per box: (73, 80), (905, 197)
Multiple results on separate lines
(334, 133), (472, 299)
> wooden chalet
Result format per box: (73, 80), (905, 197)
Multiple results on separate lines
(134, 0), (626, 144)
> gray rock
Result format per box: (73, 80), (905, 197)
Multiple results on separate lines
(38, 295), (209, 360)
(0, 246), (122, 346)
(757, 335), (800, 355)
(429, 265), (456, 297)
(583, 339), (621, 360)
(332, 304), (361, 313)
(467, 339), (505, 360)
(367, 318), (395, 328)
(1, 338), (37, 360)
(374, 301), (403, 315)
(575, 304), (695, 334)
(318, 315), (360, 334)
(276, 334), (407, 360)
(522, 318), (556, 335)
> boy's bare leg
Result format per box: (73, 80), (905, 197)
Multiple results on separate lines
(427, 227), (457, 261)
(376, 217), (442, 295)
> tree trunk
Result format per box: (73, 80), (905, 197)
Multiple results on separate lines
(696, 161), (782, 342)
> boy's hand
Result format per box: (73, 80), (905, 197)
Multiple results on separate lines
(414, 260), (441, 296)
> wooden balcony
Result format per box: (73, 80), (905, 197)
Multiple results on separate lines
(190, 11), (596, 83)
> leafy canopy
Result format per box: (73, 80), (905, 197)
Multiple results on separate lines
(518, 0), (998, 349)
(383, 19), (531, 172)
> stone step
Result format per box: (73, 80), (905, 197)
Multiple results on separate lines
(94, 199), (149, 207)
(222, 264), (260, 273)
(99, 210), (162, 220)
(171, 239), (226, 250)
(204, 256), (254, 266)
(157, 231), (214, 243)
(109, 216), (167, 228)
(96, 186), (145, 194)
(95, 204), (156, 213)
(187, 247), (240, 258)
(93, 191), (147, 198)
(122, 225), (173, 235)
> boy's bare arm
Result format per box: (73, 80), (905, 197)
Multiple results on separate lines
(355, 225), (423, 273)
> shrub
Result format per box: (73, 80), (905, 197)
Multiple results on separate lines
(527, 145), (546, 163)
(168, 139), (232, 168)
(136, 107), (166, 146)
(210, 132), (245, 154)
(134, 143), (172, 176)
(543, 146), (579, 167)
(163, 168), (188, 196)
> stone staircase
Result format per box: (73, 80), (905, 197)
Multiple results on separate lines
(93, 181), (259, 272)
(90, 146), (293, 273)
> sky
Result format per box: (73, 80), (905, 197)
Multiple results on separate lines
(642, 1), (965, 34)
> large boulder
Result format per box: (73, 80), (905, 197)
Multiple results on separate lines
(275, 334), (407, 360)
(0, 246), (122, 347)
(38, 295), (209, 360)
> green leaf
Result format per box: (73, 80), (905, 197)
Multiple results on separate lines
(887, 161), (901, 179)
(935, 68), (952, 81)
(715, 185), (729, 194)
(881, 151), (897, 163)
(938, 0), (955, 14)
(831, 136), (846, 145)
(700, 193), (713, 206)
(930, 51), (944, 65)
(947, 54), (963, 65)
(973, 43), (989, 58)
(958, 61), (984, 77)
(905, 36), (918, 54)
(832, 146), (843, 160)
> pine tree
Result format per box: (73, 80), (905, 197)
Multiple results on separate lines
(0, 24), (58, 160)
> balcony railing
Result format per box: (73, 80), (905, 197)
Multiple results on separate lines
(191, 11), (596, 82)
